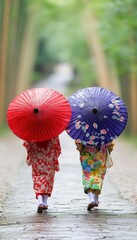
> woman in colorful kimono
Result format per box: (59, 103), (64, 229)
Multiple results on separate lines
(75, 140), (114, 210)
(23, 136), (61, 213)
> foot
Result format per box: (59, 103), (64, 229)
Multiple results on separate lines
(37, 204), (43, 213)
(87, 202), (95, 211)
(94, 201), (99, 207)
(43, 205), (48, 210)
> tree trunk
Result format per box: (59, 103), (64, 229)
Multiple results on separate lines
(82, 0), (121, 95)
(128, 5), (137, 135)
(15, 11), (37, 94)
(129, 70), (137, 135)
(82, 5), (110, 89)
(0, 0), (38, 126)
(5, 0), (24, 104)
(0, 0), (11, 126)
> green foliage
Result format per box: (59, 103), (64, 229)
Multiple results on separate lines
(31, 0), (96, 87)
(28, 0), (137, 87)
(91, 0), (137, 78)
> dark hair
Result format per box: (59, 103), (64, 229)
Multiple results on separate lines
(96, 146), (101, 151)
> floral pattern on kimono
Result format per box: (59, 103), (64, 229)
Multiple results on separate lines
(23, 137), (61, 197)
(75, 141), (114, 194)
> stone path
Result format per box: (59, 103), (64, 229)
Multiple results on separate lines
(0, 132), (137, 240)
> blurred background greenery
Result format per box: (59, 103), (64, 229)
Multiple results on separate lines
(0, 0), (137, 137)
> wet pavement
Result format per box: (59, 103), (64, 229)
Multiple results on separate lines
(0, 132), (137, 240)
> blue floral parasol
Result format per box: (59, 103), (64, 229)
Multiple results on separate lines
(66, 87), (128, 146)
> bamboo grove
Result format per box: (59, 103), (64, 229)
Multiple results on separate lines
(0, 0), (137, 136)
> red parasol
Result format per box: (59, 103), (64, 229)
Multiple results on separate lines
(7, 88), (72, 142)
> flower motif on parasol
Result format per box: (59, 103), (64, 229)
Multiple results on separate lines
(7, 88), (72, 142)
(66, 87), (128, 146)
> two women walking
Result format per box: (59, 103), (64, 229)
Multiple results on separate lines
(7, 86), (127, 213)
(23, 134), (114, 212)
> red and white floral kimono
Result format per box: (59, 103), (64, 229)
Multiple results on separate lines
(23, 137), (61, 198)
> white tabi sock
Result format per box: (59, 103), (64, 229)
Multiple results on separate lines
(38, 195), (43, 206)
(43, 195), (48, 206)
(93, 194), (99, 203)
(88, 192), (94, 203)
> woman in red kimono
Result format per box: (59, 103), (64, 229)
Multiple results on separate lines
(23, 136), (61, 213)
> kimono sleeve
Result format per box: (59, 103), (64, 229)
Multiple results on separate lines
(54, 159), (60, 172)
(53, 137), (61, 158)
(23, 141), (30, 152)
(23, 141), (32, 165)
(52, 137), (61, 171)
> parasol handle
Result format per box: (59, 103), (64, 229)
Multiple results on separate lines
(92, 108), (97, 114)
(34, 108), (39, 113)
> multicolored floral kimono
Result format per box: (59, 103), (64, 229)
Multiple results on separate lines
(75, 141), (114, 194)
(23, 137), (61, 198)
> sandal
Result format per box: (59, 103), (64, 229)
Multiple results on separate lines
(87, 202), (95, 211)
(43, 205), (48, 210)
(94, 202), (99, 207)
(37, 204), (43, 213)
